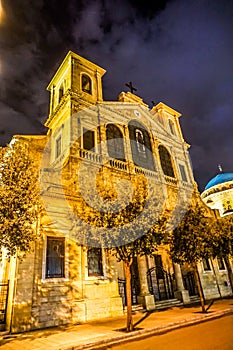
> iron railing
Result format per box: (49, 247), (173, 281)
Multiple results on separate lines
(147, 266), (174, 301)
(0, 281), (9, 324)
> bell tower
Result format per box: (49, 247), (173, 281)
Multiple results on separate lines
(45, 51), (106, 131)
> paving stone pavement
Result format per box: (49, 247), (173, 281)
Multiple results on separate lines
(0, 298), (232, 350)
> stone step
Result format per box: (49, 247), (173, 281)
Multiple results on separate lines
(189, 295), (200, 303)
(132, 304), (144, 311)
(0, 331), (9, 338)
(123, 299), (182, 312)
(123, 304), (144, 314)
(123, 298), (184, 313)
(154, 298), (183, 310)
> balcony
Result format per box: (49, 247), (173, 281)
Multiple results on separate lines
(78, 149), (103, 163)
(164, 175), (177, 185)
(109, 158), (128, 171)
(134, 166), (157, 178)
(77, 149), (182, 187)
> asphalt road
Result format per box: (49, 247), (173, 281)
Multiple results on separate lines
(107, 314), (233, 350)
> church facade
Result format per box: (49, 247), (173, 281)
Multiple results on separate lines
(1, 51), (232, 333)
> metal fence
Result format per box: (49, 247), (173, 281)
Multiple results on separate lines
(118, 277), (139, 308)
(0, 281), (9, 324)
(183, 272), (197, 296)
(147, 266), (174, 301)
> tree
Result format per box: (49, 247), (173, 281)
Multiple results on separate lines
(64, 159), (168, 332)
(168, 202), (213, 313)
(211, 214), (233, 293)
(0, 140), (41, 258)
(52, 140), (169, 331)
(108, 217), (167, 332)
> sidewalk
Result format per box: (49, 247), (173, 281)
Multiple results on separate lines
(0, 298), (233, 350)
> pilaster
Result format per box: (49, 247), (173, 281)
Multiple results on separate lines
(173, 263), (190, 304)
(137, 256), (155, 310)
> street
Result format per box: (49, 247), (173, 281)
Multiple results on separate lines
(108, 315), (233, 350)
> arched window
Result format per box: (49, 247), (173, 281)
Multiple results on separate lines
(128, 120), (155, 171)
(82, 74), (92, 94)
(106, 124), (125, 161)
(58, 85), (64, 102)
(159, 145), (175, 178)
(168, 120), (176, 135)
(135, 128), (146, 154)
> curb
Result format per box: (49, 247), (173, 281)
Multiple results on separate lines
(65, 308), (233, 350)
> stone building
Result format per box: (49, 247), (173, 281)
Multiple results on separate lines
(1, 51), (232, 332)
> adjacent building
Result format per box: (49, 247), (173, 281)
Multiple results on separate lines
(201, 169), (233, 217)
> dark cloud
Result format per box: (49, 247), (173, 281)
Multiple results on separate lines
(0, 0), (232, 191)
(0, 101), (46, 145)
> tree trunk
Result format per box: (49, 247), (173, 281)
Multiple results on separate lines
(123, 260), (134, 332)
(193, 264), (206, 313)
(224, 256), (233, 294)
(210, 259), (222, 298)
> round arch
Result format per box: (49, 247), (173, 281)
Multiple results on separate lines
(158, 145), (175, 178)
(106, 124), (125, 161)
(128, 120), (155, 171)
(81, 73), (92, 94)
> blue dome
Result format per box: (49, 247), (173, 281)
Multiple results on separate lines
(205, 173), (233, 190)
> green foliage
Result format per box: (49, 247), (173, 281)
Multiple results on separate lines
(110, 216), (167, 264)
(211, 215), (233, 258)
(168, 203), (213, 265)
(0, 141), (40, 257)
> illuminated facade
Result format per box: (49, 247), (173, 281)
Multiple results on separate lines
(1, 51), (232, 332)
(201, 171), (233, 217)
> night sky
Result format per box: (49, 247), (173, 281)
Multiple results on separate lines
(0, 0), (232, 192)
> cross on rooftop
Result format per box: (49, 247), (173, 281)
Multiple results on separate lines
(218, 164), (223, 173)
(125, 81), (137, 93)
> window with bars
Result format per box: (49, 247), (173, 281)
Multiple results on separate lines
(46, 237), (65, 278)
(158, 145), (175, 178)
(106, 124), (125, 161)
(87, 247), (103, 277)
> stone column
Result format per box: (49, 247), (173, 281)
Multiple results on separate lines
(173, 263), (190, 304)
(98, 124), (108, 157)
(122, 125), (134, 164)
(137, 256), (155, 310)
